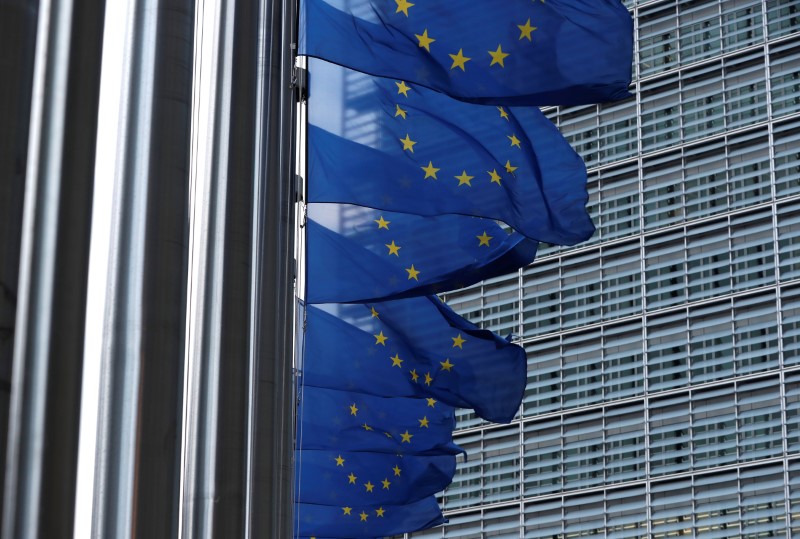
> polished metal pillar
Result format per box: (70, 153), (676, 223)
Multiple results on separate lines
(0, 0), (37, 529)
(247, 0), (297, 535)
(1, 0), (106, 536)
(181, 0), (296, 535)
(90, 0), (195, 537)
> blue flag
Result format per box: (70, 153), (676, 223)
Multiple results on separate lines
(306, 204), (538, 304)
(295, 497), (445, 538)
(295, 450), (455, 506)
(299, 0), (633, 106)
(298, 386), (462, 456)
(307, 59), (595, 245)
(303, 296), (525, 423)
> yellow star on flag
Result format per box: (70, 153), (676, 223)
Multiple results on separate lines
(371, 306), (380, 318)
(410, 369), (419, 382)
(426, 397), (437, 407)
(359, 511), (368, 522)
(505, 160), (518, 174)
(488, 44), (509, 67)
(452, 334), (466, 348)
(477, 231), (492, 247)
(390, 353), (403, 368)
(394, 104), (407, 119)
(415, 29), (435, 52)
(395, 80), (411, 97)
(364, 481), (375, 492)
(376, 507), (386, 517)
(406, 264), (420, 281)
(449, 48), (471, 71)
(488, 169), (502, 185)
(335, 455), (345, 466)
(374, 216), (390, 229)
(455, 170), (473, 186)
(440, 358), (455, 371)
(424, 372), (433, 386)
(421, 161), (439, 179)
(362, 423), (373, 431)
(399, 134), (417, 152)
(418, 416), (430, 428)
(497, 106), (509, 120)
(400, 430), (413, 443)
(349, 403), (358, 416)
(348, 472), (357, 484)
(343, 507), (352, 516)
(385, 240), (401, 256)
(394, 0), (413, 16)
(374, 331), (388, 345)
(518, 18), (537, 40)
(382, 478), (391, 489)
(508, 134), (521, 148)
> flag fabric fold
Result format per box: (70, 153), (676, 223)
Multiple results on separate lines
(307, 59), (595, 245)
(295, 450), (456, 506)
(306, 204), (538, 304)
(295, 497), (446, 539)
(298, 385), (463, 456)
(303, 296), (526, 423)
(299, 0), (633, 106)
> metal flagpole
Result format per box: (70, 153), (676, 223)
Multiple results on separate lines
(89, 0), (195, 536)
(1, 0), (106, 536)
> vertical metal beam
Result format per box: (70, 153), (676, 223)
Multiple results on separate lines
(1, 0), (106, 536)
(247, 0), (297, 535)
(0, 0), (38, 528)
(181, 0), (294, 535)
(90, 0), (195, 537)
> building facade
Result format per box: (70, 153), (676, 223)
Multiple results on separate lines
(401, 0), (800, 536)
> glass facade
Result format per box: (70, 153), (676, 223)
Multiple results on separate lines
(400, 0), (800, 536)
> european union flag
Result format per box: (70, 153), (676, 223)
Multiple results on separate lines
(294, 387), (459, 536)
(303, 296), (525, 423)
(298, 385), (462, 456)
(307, 59), (595, 245)
(295, 450), (455, 506)
(299, 0), (633, 106)
(306, 203), (537, 304)
(295, 497), (445, 538)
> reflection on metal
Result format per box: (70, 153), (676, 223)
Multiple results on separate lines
(1, 0), (106, 536)
(180, 0), (296, 535)
(90, 0), (195, 537)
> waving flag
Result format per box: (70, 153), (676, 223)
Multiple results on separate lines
(306, 204), (537, 304)
(307, 59), (594, 245)
(304, 296), (526, 423)
(299, 0), (633, 106)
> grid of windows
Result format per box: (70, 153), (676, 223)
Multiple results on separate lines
(395, 1), (800, 537)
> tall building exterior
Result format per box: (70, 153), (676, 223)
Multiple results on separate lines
(396, 0), (800, 537)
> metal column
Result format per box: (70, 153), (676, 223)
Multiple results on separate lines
(90, 0), (195, 537)
(1, 0), (106, 536)
(181, 0), (296, 535)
